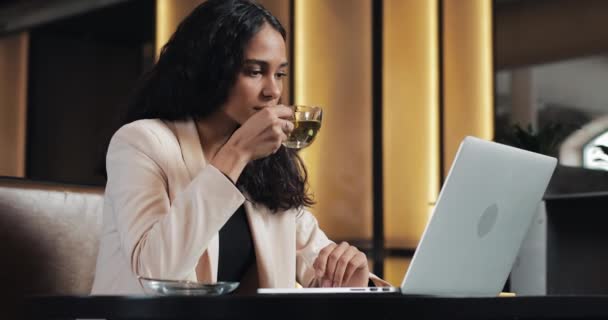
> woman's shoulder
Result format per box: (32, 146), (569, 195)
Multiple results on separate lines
(108, 119), (183, 162)
(115, 118), (172, 136)
(112, 119), (177, 146)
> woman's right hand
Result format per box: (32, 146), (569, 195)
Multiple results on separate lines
(210, 105), (294, 182)
(229, 105), (294, 160)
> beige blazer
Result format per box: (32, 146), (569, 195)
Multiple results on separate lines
(91, 119), (388, 295)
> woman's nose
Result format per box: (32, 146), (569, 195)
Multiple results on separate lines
(262, 78), (281, 100)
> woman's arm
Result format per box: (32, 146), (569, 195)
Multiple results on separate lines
(106, 121), (245, 280)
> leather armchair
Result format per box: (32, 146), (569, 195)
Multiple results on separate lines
(0, 177), (104, 295)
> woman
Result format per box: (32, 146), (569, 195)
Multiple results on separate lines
(91, 0), (388, 294)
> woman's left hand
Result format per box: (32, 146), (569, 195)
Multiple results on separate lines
(312, 242), (370, 287)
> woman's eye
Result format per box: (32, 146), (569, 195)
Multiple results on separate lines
(247, 70), (262, 77)
(276, 72), (288, 79)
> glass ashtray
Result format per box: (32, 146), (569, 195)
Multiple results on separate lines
(138, 276), (239, 296)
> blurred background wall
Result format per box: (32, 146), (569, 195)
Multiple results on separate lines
(0, 0), (607, 286)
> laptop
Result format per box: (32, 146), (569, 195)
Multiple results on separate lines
(258, 136), (557, 296)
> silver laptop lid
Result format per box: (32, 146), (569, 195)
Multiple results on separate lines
(401, 136), (557, 297)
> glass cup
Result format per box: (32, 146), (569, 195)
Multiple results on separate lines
(282, 105), (323, 149)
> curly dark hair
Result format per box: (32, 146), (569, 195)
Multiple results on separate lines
(115, 0), (314, 212)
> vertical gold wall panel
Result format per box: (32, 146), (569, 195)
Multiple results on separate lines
(384, 0), (440, 247)
(156, 0), (205, 58)
(0, 32), (28, 177)
(294, 0), (372, 240)
(443, 0), (494, 176)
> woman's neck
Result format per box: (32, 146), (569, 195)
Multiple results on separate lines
(196, 111), (238, 162)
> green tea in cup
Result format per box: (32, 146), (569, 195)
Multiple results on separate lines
(283, 105), (323, 149)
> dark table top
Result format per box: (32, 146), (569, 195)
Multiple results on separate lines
(25, 294), (608, 320)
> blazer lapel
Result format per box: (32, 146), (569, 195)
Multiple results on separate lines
(169, 119), (219, 283)
(244, 200), (276, 288)
(171, 120), (206, 179)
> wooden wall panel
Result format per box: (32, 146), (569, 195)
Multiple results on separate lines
(383, 0), (440, 285)
(443, 0), (494, 177)
(294, 0), (373, 240)
(0, 32), (28, 177)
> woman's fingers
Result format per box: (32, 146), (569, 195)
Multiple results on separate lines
(313, 242), (371, 287)
(281, 119), (294, 135)
(313, 243), (335, 281)
(324, 242), (350, 286)
(229, 105), (295, 160)
(342, 251), (368, 286)
(313, 242), (352, 287)
(273, 105), (294, 119)
(268, 105), (294, 136)
(332, 246), (358, 287)
(267, 108), (293, 141)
